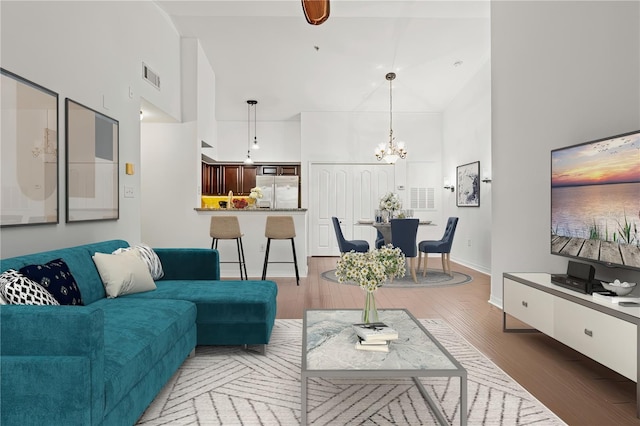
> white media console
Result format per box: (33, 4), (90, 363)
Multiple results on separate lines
(503, 272), (640, 417)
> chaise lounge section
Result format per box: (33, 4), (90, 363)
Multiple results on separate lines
(0, 240), (277, 426)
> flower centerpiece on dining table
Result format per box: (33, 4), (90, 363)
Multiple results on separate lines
(379, 192), (402, 220)
(335, 245), (406, 323)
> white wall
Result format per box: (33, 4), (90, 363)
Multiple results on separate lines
(216, 120), (301, 163)
(491, 1), (640, 307)
(0, 1), (181, 257)
(442, 60), (492, 274)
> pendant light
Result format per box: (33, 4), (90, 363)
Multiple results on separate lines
(244, 100), (256, 164)
(374, 72), (407, 164)
(251, 100), (259, 150)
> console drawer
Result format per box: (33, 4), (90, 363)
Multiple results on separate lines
(554, 298), (637, 381)
(504, 278), (554, 336)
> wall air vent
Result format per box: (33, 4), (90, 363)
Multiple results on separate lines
(142, 63), (160, 90)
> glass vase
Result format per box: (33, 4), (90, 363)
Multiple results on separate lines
(362, 290), (379, 324)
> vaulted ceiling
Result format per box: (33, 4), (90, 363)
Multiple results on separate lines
(155, 1), (491, 121)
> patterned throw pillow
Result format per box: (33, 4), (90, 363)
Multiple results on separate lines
(19, 259), (84, 305)
(0, 269), (60, 305)
(113, 243), (164, 280)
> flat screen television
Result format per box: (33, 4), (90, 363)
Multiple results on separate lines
(551, 129), (640, 272)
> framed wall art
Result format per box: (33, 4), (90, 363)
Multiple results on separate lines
(456, 161), (480, 207)
(65, 98), (119, 222)
(1, 68), (59, 227)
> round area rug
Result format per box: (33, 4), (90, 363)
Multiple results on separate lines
(321, 269), (472, 288)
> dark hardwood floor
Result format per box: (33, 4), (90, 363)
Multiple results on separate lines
(264, 256), (640, 426)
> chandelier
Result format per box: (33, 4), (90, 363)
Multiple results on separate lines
(374, 72), (407, 164)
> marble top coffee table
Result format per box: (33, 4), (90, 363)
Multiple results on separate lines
(301, 309), (467, 425)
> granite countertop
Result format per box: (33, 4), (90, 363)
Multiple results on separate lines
(195, 208), (307, 212)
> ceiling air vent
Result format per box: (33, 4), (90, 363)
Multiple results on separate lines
(142, 63), (160, 90)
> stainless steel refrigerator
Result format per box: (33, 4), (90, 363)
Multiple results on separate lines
(255, 176), (299, 209)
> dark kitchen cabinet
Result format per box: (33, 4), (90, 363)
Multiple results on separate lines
(259, 165), (299, 176)
(201, 163), (221, 195)
(202, 162), (298, 195)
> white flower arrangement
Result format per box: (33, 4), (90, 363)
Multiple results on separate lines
(335, 245), (406, 292)
(249, 187), (263, 200)
(379, 192), (402, 213)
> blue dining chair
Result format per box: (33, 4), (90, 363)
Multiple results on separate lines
(332, 217), (369, 253)
(417, 217), (459, 277)
(390, 218), (419, 283)
(375, 230), (385, 249)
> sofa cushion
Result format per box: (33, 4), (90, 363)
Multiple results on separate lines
(0, 269), (60, 305)
(19, 259), (83, 305)
(113, 243), (164, 280)
(92, 250), (156, 298)
(89, 297), (196, 414)
(125, 280), (278, 345)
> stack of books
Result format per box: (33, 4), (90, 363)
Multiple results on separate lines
(352, 322), (398, 352)
(592, 290), (640, 305)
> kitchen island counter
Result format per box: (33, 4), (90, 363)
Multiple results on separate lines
(196, 208), (307, 279)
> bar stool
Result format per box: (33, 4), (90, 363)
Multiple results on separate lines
(210, 216), (247, 280)
(261, 216), (300, 286)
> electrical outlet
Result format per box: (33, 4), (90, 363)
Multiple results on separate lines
(259, 244), (265, 252)
(124, 186), (135, 198)
(467, 239), (472, 247)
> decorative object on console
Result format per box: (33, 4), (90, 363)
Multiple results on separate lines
(374, 72), (407, 164)
(335, 246), (405, 323)
(600, 280), (637, 296)
(1, 68), (59, 227)
(456, 161), (480, 207)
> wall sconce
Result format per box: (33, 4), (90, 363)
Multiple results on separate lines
(443, 178), (455, 192)
(482, 168), (492, 183)
(125, 163), (135, 175)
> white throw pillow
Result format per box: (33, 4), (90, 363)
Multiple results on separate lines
(112, 243), (164, 280)
(92, 249), (156, 298)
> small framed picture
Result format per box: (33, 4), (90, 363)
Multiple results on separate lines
(456, 161), (480, 207)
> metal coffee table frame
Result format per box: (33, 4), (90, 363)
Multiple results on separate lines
(301, 309), (467, 425)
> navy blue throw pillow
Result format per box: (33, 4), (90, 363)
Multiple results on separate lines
(19, 258), (84, 305)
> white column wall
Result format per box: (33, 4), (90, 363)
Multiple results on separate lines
(0, 1), (182, 257)
(442, 60), (492, 274)
(490, 1), (640, 307)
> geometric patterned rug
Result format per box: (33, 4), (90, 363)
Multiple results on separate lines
(321, 269), (473, 288)
(137, 319), (566, 425)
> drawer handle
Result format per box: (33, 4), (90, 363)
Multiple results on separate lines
(584, 329), (593, 337)
(521, 301), (528, 308)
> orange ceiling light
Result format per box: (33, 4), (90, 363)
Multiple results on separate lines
(301, 0), (330, 25)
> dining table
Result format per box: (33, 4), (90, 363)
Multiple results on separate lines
(356, 219), (436, 245)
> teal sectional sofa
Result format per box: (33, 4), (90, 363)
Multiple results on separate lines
(0, 240), (278, 426)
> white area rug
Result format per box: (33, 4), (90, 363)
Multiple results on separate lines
(137, 319), (566, 425)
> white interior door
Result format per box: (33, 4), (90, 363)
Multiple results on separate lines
(309, 163), (394, 256)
